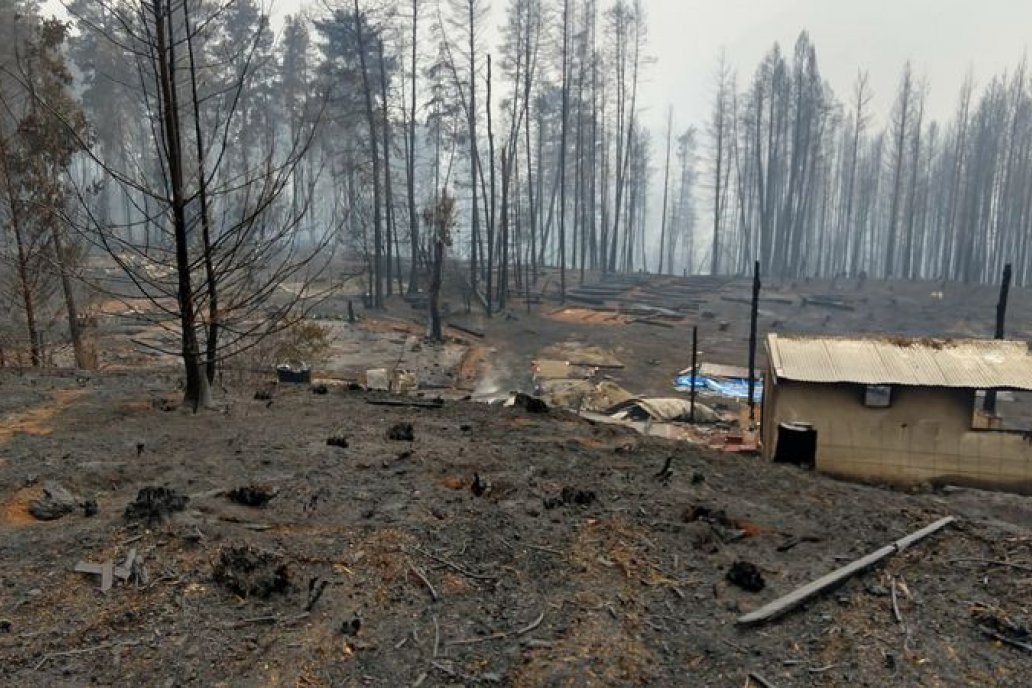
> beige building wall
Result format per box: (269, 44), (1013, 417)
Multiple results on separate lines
(763, 380), (1032, 493)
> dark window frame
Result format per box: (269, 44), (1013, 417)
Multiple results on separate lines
(863, 384), (893, 408)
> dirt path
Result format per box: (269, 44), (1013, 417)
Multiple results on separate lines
(0, 387), (87, 451)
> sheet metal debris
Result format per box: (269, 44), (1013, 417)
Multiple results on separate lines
(768, 334), (1032, 390)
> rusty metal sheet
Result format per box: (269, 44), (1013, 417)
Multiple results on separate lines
(767, 334), (1032, 390)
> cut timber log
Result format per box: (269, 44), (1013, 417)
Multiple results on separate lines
(737, 516), (955, 626)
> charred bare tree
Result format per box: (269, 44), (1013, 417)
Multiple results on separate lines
(404, 0), (421, 294)
(557, 0), (570, 298)
(352, 0), (384, 308)
(884, 62), (914, 279)
(424, 189), (455, 341)
(709, 53), (731, 275)
(658, 106), (672, 274)
(67, 0), (328, 409)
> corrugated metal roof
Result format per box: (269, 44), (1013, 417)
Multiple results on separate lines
(767, 334), (1032, 390)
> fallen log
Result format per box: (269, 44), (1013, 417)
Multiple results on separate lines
(801, 296), (855, 311)
(630, 318), (675, 328)
(746, 672), (778, 688)
(565, 294), (609, 306)
(569, 360), (625, 370)
(737, 515), (955, 626)
(365, 398), (444, 409)
(720, 294), (796, 306)
(978, 624), (1032, 652)
(447, 322), (485, 339)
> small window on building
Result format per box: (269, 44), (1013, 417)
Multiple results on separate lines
(864, 385), (892, 408)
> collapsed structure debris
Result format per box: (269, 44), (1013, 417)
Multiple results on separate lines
(509, 393), (549, 413)
(608, 398), (719, 423)
(275, 362), (311, 384)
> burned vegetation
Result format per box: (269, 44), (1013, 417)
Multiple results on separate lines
(2, 0), (1032, 685)
(2, 372), (1031, 687)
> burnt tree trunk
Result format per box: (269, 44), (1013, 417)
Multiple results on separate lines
(984, 263), (1012, 414)
(154, 0), (211, 409)
(50, 225), (85, 368)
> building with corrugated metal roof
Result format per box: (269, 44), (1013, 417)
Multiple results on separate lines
(762, 333), (1032, 493)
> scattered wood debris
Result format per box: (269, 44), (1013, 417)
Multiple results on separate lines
(326, 432), (349, 448)
(226, 484), (278, 508)
(387, 422), (415, 441)
(75, 548), (144, 592)
(123, 486), (188, 523)
(727, 561), (765, 592)
(511, 393), (549, 413)
(737, 516), (956, 625)
(543, 486), (596, 510)
(212, 545), (290, 599)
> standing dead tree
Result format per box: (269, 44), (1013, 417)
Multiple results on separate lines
(708, 52), (731, 275)
(424, 189), (455, 341)
(884, 62), (914, 278)
(352, 0), (385, 308)
(438, 0), (489, 310)
(657, 106), (672, 274)
(66, 0), (329, 409)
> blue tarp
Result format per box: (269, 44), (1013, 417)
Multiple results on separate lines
(674, 375), (764, 401)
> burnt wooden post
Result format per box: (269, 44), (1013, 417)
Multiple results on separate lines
(985, 263), (1012, 414)
(347, 299), (356, 323)
(689, 325), (698, 423)
(748, 260), (761, 420)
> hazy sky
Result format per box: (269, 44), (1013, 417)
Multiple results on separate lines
(644, 0), (1030, 133)
(46, 0), (1032, 138)
(267, 0), (1032, 139)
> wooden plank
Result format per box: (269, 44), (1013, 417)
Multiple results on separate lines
(115, 549), (137, 581)
(737, 516), (955, 626)
(100, 560), (114, 593)
(74, 561), (103, 575)
(569, 360), (625, 370)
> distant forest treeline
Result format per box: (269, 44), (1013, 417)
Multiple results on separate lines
(708, 32), (1032, 286)
(2, 1), (1030, 397)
